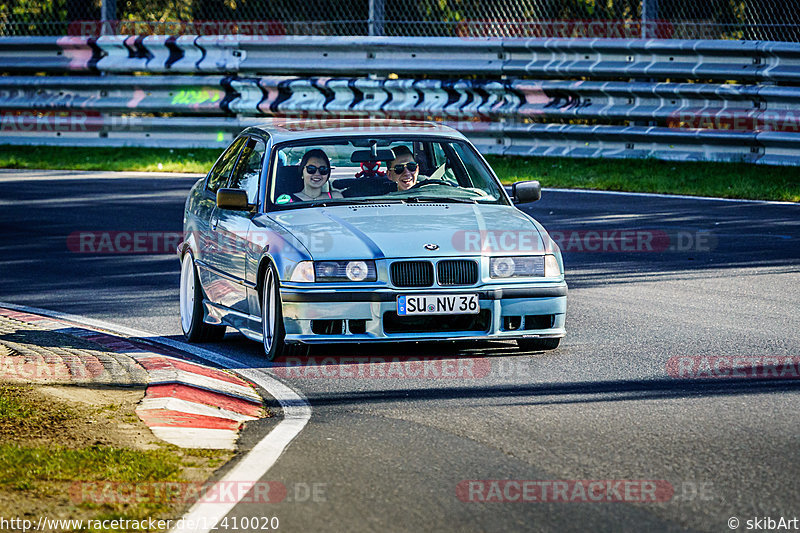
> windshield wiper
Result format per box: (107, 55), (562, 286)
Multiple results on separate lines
(303, 198), (406, 208)
(404, 196), (477, 204)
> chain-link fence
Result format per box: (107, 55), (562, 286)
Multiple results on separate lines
(1, 0), (799, 41)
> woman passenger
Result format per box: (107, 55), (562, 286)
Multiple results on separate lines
(291, 149), (343, 201)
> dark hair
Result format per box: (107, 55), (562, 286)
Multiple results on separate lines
(389, 145), (414, 162)
(300, 149), (330, 171)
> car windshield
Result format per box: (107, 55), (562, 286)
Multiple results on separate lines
(267, 136), (507, 208)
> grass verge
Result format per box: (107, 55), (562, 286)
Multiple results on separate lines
(0, 146), (218, 174)
(0, 384), (231, 532)
(485, 155), (800, 203)
(0, 145), (798, 202)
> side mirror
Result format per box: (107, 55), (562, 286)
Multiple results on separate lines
(216, 188), (250, 210)
(512, 180), (542, 204)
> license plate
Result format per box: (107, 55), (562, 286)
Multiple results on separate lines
(397, 294), (479, 316)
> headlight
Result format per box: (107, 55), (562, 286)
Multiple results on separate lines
(314, 260), (377, 282)
(490, 257), (517, 278)
(345, 261), (370, 281)
(490, 255), (559, 278)
(290, 261), (315, 282)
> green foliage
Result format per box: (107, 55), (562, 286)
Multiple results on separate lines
(0, 385), (40, 421)
(0, 144), (797, 201)
(0, 445), (184, 484)
(1, 0), (796, 40)
(0, 145), (218, 173)
(486, 154), (800, 202)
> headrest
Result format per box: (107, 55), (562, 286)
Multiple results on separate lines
(275, 164), (303, 195)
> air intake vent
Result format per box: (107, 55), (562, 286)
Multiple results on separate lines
(390, 261), (434, 287)
(383, 310), (491, 334)
(437, 260), (478, 286)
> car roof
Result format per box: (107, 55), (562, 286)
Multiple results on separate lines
(242, 118), (469, 143)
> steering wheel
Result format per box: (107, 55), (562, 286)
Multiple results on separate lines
(409, 179), (457, 189)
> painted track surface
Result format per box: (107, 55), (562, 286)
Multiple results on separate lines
(1, 168), (799, 532)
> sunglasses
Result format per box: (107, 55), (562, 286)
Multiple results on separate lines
(391, 162), (418, 174)
(305, 165), (330, 175)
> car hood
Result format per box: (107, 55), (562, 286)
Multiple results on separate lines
(266, 203), (547, 259)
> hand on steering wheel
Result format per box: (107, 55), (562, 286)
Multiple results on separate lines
(408, 179), (457, 189)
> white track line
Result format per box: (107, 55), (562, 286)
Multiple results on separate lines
(541, 187), (799, 206)
(500, 184), (798, 206)
(0, 301), (311, 533)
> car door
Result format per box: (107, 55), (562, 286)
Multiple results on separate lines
(196, 136), (247, 306)
(207, 136), (266, 313)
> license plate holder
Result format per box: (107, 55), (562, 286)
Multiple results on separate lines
(397, 294), (479, 316)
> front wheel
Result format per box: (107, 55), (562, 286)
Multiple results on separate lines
(180, 252), (226, 342)
(516, 337), (561, 352)
(261, 264), (309, 360)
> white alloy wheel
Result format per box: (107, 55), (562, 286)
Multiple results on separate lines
(262, 266), (278, 356)
(180, 253), (196, 335)
(179, 252), (226, 342)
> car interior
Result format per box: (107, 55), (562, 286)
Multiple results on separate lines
(267, 138), (501, 207)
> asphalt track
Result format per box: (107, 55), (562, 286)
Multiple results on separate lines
(1, 168), (800, 532)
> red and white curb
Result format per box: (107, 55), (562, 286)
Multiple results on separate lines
(0, 302), (312, 533)
(134, 354), (262, 450)
(0, 306), (263, 450)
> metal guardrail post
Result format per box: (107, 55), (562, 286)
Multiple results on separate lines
(369, 0), (385, 37)
(642, 0), (659, 39)
(101, 0), (116, 36)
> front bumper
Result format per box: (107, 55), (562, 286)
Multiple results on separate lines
(280, 283), (567, 344)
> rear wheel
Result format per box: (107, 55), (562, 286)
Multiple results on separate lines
(516, 337), (561, 352)
(261, 264), (309, 360)
(180, 252), (226, 342)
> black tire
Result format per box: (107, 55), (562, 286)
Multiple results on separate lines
(516, 337), (561, 352)
(180, 252), (226, 343)
(261, 263), (309, 361)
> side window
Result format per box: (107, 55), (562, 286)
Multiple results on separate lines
(430, 142), (447, 167)
(207, 136), (246, 193)
(229, 137), (266, 205)
(431, 141), (458, 183)
(450, 142), (504, 200)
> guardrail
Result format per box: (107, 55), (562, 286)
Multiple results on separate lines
(1, 35), (800, 165)
(5, 36), (800, 81)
